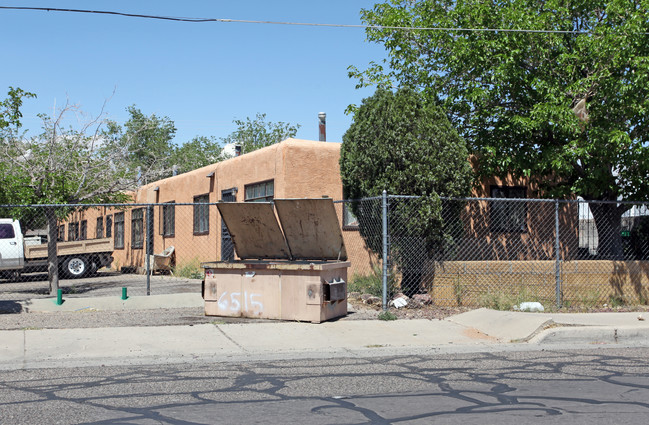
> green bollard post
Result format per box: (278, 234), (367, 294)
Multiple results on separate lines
(56, 289), (63, 305)
(121, 287), (128, 300)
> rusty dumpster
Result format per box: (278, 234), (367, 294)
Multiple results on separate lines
(202, 198), (349, 323)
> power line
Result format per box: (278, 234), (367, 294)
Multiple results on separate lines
(0, 5), (638, 35)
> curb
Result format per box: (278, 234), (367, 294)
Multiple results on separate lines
(530, 326), (649, 345)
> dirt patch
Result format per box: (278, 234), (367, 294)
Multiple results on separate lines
(462, 327), (499, 341)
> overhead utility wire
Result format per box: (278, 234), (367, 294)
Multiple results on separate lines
(0, 6), (632, 35)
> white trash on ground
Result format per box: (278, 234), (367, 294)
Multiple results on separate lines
(390, 297), (408, 309)
(515, 302), (545, 312)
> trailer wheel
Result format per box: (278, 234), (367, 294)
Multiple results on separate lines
(62, 256), (89, 278)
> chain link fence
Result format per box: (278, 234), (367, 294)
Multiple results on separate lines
(340, 195), (649, 309)
(0, 203), (217, 300)
(2, 198), (648, 309)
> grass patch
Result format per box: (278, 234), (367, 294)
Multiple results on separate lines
(348, 265), (396, 298)
(173, 258), (203, 279)
(378, 310), (398, 321)
(609, 294), (627, 308)
(479, 287), (545, 311)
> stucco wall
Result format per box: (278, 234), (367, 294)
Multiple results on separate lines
(62, 139), (371, 276)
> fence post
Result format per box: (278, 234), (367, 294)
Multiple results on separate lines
(555, 200), (562, 308)
(382, 190), (388, 311)
(146, 204), (154, 296)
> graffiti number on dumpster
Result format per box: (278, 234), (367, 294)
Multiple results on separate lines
(218, 291), (263, 312)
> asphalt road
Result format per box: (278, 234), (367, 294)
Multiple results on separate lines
(2, 347), (648, 424)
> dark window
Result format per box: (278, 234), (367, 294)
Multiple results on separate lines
(162, 202), (175, 237)
(0, 223), (15, 239)
(490, 186), (527, 232)
(194, 194), (209, 234)
(220, 189), (236, 261)
(57, 225), (65, 242)
(105, 215), (112, 238)
(114, 212), (124, 249)
(80, 220), (87, 241)
(131, 208), (144, 249)
(68, 222), (79, 241)
(96, 217), (104, 239)
(244, 180), (274, 202)
(342, 202), (359, 230)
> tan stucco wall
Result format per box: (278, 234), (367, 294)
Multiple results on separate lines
(65, 139), (370, 275)
(429, 260), (649, 307)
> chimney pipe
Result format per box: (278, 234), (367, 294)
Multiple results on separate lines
(318, 112), (326, 142)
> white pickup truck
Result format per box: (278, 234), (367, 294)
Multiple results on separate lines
(0, 219), (114, 279)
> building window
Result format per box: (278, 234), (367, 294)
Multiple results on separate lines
(131, 208), (144, 249)
(162, 202), (175, 237)
(114, 212), (124, 249)
(57, 225), (65, 242)
(96, 217), (104, 239)
(106, 215), (112, 238)
(80, 220), (87, 241)
(68, 222), (79, 241)
(95, 217), (104, 239)
(244, 180), (274, 202)
(342, 202), (359, 230)
(490, 186), (527, 232)
(194, 194), (209, 235)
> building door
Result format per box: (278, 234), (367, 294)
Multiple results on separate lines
(220, 188), (237, 261)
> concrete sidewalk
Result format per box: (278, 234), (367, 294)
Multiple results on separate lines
(1, 294), (648, 370)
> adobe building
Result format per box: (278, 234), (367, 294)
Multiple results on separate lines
(61, 138), (648, 308)
(66, 139), (376, 277)
(61, 137), (579, 278)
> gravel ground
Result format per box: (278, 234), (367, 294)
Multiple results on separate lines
(2, 276), (649, 330)
(2, 301), (648, 331)
(0, 298), (471, 330)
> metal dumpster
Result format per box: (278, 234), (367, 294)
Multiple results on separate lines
(202, 198), (350, 323)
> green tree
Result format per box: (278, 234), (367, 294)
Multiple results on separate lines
(0, 93), (164, 294)
(220, 113), (300, 155)
(351, 0), (649, 258)
(0, 87), (36, 206)
(170, 136), (223, 175)
(104, 106), (176, 184)
(340, 87), (472, 295)
(0, 87), (35, 130)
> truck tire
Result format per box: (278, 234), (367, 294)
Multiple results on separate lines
(62, 256), (89, 279)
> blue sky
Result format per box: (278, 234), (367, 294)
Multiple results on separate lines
(0, 1), (385, 145)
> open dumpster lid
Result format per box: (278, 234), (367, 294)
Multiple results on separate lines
(216, 202), (291, 260)
(274, 199), (347, 261)
(216, 198), (347, 261)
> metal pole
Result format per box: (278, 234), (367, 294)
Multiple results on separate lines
(382, 190), (388, 311)
(555, 200), (561, 308)
(146, 204), (154, 296)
